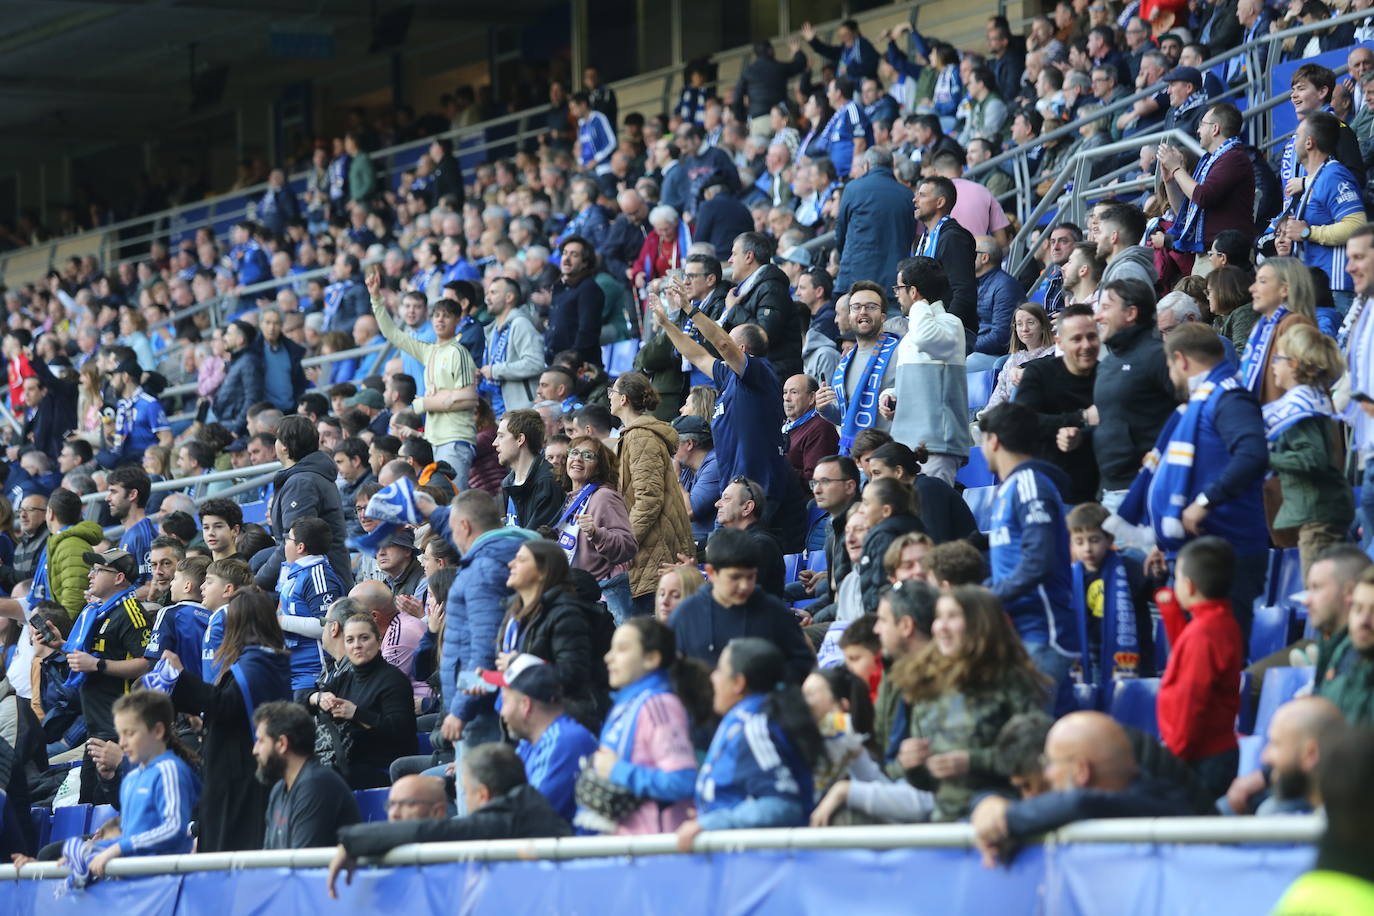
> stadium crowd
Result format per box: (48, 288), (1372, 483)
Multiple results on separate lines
(0, 3), (1372, 909)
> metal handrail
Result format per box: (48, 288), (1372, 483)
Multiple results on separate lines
(157, 341), (392, 400)
(78, 461), (282, 505)
(0, 815), (1321, 881)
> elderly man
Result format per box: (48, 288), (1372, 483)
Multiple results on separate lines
(969, 236), (1023, 371)
(835, 146), (918, 298)
(599, 188), (651, 282)
(970, 711), (1195, 866)
(326, 747), (570, 898)
(782, 374), (838, 484)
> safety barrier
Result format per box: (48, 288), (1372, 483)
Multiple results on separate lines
(0, 816), (1321, 914)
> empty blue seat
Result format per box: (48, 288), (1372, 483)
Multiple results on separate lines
(1249, 605), (1291, 665)
(416, 732), (433, 756)
(783, 553), (802, 583)
(1265, 548), (1303, 607)
(1253, 667), (1314, 740)
(239, 499), (268, 526)
(966, 371), (995, 414)
(600, 344), (613, 367)
(606, 339), (640, 377)
(805, 550), (828, 573)
(89, 804), (117, 833)
(962, 486), (998, 533)
(1153, 617), (1170, 673)
(30, 807), (50, 849)
(956, 447), (995, 488)
(354, 788), (389, 823)
(49, 805), (92, 845)
(1236, 670), (1256, 735)
(1108, 677), (1161, 738)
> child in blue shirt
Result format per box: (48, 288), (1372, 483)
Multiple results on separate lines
(87, 690), (199, 876)
(276, 518), (344, 692)
(200, 558), (254, 683)
(145, 556), (212, 665)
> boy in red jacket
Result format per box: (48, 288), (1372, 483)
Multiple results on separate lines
(1155, 536), (1243, 798)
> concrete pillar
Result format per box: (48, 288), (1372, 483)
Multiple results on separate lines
(570, 0), (589, 79)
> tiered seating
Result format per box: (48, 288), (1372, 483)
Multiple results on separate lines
(354, 788), (390, 823)
(955, 446), (994, 489)
(966, 370), (994, 416)
(961, 486), (997, 533)
(1107, 677), (1161, 738)
(1252, 667), (1314, 740)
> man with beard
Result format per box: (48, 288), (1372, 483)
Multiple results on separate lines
(106, 465), (157, 586)
(256, 700), (360, 849)
(1239, 697), (1346, 815)
(1320, 566), (1374, 725)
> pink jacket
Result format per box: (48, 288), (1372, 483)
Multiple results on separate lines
(612, 692), (697, 835)
(569, 486), (637, 581)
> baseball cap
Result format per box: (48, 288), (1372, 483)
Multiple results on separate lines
(671, 414), (711, 442)
(480, 653), (562, 703)
(1162, 66), (1202, 89)
(347, 388), (385, 410)
(225, 438), (248, 453)
(83, 548), (138, 581)
(383, 527), (417, 551)
(772, 247), (813, 269)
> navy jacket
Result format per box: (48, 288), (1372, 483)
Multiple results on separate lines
(974, 268), (1024, 356)
(671, 583), (814, 684)
(1003, 774), (1195, 841)
(545, 273), (605, 366)
(599, 213), (650, 284)
(254, 335), (308, 410)
(26, 356), (77, 461)
(682, 148), (740, 214)
(660, 163), (691, 215)
(694, 194), (755, 261)
(834, 165), (918, 296)
(214, 345), (264, 434)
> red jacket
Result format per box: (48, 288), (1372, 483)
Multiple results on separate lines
(1155, 589), (1242, 762)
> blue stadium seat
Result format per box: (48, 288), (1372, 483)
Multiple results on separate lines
(966, 371), (994, 414)
(783, 553), (802, 583)
(1072, 682), (1102, 712)
(1236, 670), (1256, 735)
(600, 344), (613, 367)
(962, 486), (997, 532)
(89, 804), (117, 832)
(30, 807), (50, 849)
(606, 339), (640, 378)
(1237, 734), (1266, 777)
(49, 805), (92, 845)
(956, 447), (995, 488)
(1249, 605), (1291, 665)
(416, 732), (433, 756)
(1108, 677), (1161, 738)
(1153, 617), (1170, 673)
(240, 499), (268, 526)
(1264, 548), (1303, 607)
(1253, 667), (1313, 740)
(805, 550), (828, 573)
(354, 788), (389, 823)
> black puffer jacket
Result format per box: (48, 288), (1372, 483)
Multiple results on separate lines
(501, 457), (567, 533)
(725, 263), (802, 381)
(859, 513), (926, 615)
(317, 651), (417, 789)
(337, 784), (571, 858)
(257, 450), (354, 590)
(1090, 323), (1177, 490)
(513, 584), (611, 730)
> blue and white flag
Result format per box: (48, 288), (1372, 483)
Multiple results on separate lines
(347, 477), (423, 556)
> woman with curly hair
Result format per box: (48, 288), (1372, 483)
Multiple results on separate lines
(889, 585), (1048, 821)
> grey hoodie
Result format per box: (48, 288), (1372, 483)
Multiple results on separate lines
(1100, 244), (1158, 291)
(803, 326), (839, 384)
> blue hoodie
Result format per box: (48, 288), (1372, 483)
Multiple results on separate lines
(441, 524), (539, 723)
(117, 750), (200, 856)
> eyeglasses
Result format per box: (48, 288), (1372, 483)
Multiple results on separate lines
(888, 284), (912, 296)
(386, 798), (435, 811)
(1272, 353), (1293, 364)
(850, 301), (885, 313)
(730, 476), (763, 507)
(567, 448), (598, 461)
(682, 271), (707, 280)
(810, 476), (845, 489)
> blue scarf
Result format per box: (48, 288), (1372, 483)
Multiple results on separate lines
(30, 542), (51, 603)
(63, 586), (137, 690)
(1173, 137), (1240, 253)
(1117, 362), (1237, 553)
(831, 334), (898, 453)
(229, 645), (292, 742)
(1240, 306), (1288, 395)
(481, 322), (512, 416)
(323, 278), (357, 328)
(600, 669), (672, 756)
(839, 41), (862, 76)
(1072, 553), (1140, 695)
(1262, 384), (1334, 442)
(556, 484), (601, 561)
(915, 216), (949, 258)
(782, 408), (817, 435)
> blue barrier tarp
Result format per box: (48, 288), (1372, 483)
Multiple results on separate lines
(0, 842), (1312, 915)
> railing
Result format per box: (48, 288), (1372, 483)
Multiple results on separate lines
(78, 461), (283, 505)
(0, 106), (553, 286)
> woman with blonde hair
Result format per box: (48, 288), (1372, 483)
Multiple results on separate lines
(1243, 256), (1315, 405)
(77, 362), (105, 437)
(678, 384), (717, 421)
(610, 372), (694, 616)
(1266, 324), (1352, 576)
(654, 564), (705, 624)
(889, 585), (1048, 821)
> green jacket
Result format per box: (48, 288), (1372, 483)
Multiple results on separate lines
(874, 668), (905, 780)
(904, 677), (1044, 821)
(1269, 416), (1353, 530)
(1216, 307), (1259, 357)
(635, 328), (690, 421)
(1315, 628), (1374, 726)
(349, 154), (376, 202)
(47, 520), (105, 617)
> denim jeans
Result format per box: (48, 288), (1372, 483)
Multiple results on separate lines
(1362, 460), (1374, 550)
(1026, 641), (1075, 716)
(599, 571), (634, 625)
(965, 351), (1002, 373)
(433, 440), (475, 491)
